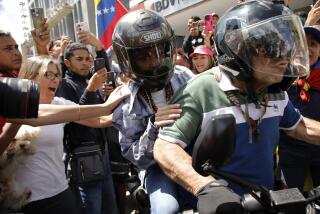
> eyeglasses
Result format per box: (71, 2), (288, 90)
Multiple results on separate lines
(44, 71), (61, 80)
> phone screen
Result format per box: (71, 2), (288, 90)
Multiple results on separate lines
(204, 15), (213, 32)
(94, 58), (105, 73)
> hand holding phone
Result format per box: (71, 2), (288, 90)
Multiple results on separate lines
(106, 72), (116, 88)
(204, 15), (214, 32)
(30, 8), (45, 36)
(93, 58), (115, 88)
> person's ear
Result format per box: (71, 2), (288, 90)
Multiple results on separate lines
(64, 59), (71, 68)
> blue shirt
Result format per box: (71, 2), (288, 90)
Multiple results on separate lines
(158, 68), (302, 195)
(112, 65), (194, 169)
(279, 59), (320, 163)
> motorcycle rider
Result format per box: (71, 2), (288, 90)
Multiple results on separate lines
(153, 1), (320, 213)
(111, 9), (195, 213)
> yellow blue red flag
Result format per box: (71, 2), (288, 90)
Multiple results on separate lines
(95, 0), (128, 49)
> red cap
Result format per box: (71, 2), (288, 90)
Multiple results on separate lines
(190, 46), (213, 58)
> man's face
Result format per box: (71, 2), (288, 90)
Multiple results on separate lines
(251, 51), (289, 90)
(0, 36), (22, 72)
(187, 19), (199, 37)
(306, 33), (320, 67)
(134, 45), (165, 73)
(64, 49), (92, 76)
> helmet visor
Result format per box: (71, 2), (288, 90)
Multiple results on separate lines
(127, 41), (174, 80)
(222, 14), (309, 77)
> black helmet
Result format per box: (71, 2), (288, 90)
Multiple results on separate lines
(112, 9), (176, 90)
(214, 0), (309, 92)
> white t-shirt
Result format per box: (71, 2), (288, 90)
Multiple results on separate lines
(151, 89), (166, 108)
(14, 97), (74, 202)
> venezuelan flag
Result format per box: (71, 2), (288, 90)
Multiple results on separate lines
(95, 0), (128, 49)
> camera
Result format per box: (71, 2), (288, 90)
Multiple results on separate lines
(0, 77), (40, 118)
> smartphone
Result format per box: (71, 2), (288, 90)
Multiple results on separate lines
(94, 58), (106, 74)
(30, 8), (44, 30)
(76, 21), (89, 32)
(106, 72), (116, 88)
(204, 15), (213, 32)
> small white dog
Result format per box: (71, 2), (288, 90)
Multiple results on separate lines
(0, 125), (38, 211)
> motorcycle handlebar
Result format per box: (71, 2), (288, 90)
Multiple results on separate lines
(241, 192), (264, 212)
(241, 188), (320, 214)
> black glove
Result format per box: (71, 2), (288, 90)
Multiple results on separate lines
(197, 179), (243, 214)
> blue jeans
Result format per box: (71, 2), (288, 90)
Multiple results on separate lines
(79, 145), (118, 214)
(145, 164), (197, 214)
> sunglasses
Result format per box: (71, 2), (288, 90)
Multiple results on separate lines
(44, 71), (61, 80)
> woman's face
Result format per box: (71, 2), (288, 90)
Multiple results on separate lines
(192, 54), (212, 73)
(36, 63), (61, 104)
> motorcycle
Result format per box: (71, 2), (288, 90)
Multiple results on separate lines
(191, 114), (320, 214)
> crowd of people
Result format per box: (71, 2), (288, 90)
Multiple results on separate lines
(1, 0), (320, 213)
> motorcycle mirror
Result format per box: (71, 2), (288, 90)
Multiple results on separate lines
(192, 114), (236, 176)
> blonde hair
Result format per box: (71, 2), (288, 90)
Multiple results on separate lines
(19, 55), (61, 80)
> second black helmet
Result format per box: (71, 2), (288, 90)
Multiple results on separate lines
(112, 9), (176, 90)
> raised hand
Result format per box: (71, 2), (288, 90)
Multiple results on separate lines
(103, 85), (130, 114)
(60, 36), (73, 57)
(202, 28), (213, 49)
(31, 18), (50, 55)
(77, 30), (104, 51)
(305, 0), (320, 26)
(87, 68), (107, 92)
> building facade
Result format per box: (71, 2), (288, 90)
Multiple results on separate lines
(22, 0), (315, 54)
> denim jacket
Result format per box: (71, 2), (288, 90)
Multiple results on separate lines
(112, 65), (195, 169)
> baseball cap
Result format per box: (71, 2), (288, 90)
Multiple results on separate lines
(190, 46), (214, 58)
(304, 26), (320, 43)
